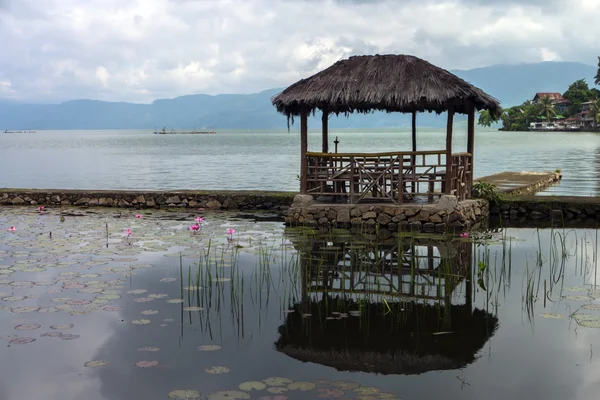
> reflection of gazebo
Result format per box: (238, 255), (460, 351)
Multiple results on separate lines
(272, 54), (500, 204)
(276, 229), (498, 375)
(275, 302), (498, 375)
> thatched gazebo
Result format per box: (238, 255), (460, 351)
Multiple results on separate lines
(272, 54), (500, 204)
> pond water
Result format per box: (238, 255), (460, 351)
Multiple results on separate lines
(2, 207), (600, 400)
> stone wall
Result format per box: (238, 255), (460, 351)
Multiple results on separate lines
(284, 195), (488, 233)
(0, 189), (296, 211)
(490, 196), (600, 222)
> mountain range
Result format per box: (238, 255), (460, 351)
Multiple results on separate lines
(0, 61), (598, 130)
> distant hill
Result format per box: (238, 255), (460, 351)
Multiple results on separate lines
(0, 61), (597, 130)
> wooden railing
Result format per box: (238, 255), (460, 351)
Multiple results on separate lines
(305, 151), (472, 204)
(450, 153), (473, 202)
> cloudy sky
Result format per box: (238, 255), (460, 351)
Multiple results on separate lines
(1, 0), (599, 103)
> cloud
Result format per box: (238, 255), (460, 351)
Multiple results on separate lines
(0, 0), (599, 103)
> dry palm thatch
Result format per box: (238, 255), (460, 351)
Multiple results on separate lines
(271, 54), (501, 119)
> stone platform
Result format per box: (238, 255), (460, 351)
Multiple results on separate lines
(283, 195), (488, 233)
(475, 171), (561, 195)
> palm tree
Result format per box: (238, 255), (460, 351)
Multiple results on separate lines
(536, 97), (556, 122)
(477, 110), (494, 127)
(595, 56), (600, 86)
(590, 99), (600, 124)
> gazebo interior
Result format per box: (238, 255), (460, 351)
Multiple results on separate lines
(272, 54), (501, 205)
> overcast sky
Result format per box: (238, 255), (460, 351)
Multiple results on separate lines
(1, 0), (599, 103)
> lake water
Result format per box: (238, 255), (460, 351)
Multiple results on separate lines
(1, 128), (600, 196)
(2, 208), (600, 400)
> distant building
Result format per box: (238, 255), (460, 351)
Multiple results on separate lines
(532, 92), (568, 115)
(532, 92), (564, 102)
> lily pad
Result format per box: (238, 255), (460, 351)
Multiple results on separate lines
(197, 345), (222, 351)
(11, 307), (39, 313)
(127, 289), (148, 295)
(239, 381), (267, 391)
(50, 324), (74, 330)
(160, 278), (177, 283)
(263, 377), (293, 387)
(40, 332), (63, 338)
(84, 360), (110, 367)
(332, 381), (359, 390)
(287, 382), (316, 391)
(204, 366), (230, 374)
(141, 310), (159, 315)
(166, 299), (184, 304)
(353, 387), (380, 395)
(61, 334), (80, 340)
(133, 297), (154, 303)
(267, 388), (288, 394)
(9, 337), (36, 345)
(563, 295), (592, 301)
(183, 306), (203, 311)
(132, 319), (151, 325)
(138, 347), (160, 352)
(207, 391), (250, 400)
(316, 388), (344, 398)
(540, 313), (565, 319)
(582, 304), (600, 311)
(66, 299), (91, 305)
(168, 390), (202, 399)
(15, 324), (41, 330)
(134, 360), (159, 368)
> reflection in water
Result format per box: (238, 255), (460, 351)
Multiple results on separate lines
(5, 208), (600, 400)
(276, 231), (498, 375)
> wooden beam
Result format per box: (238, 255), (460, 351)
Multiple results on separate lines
(322, 110), (329, 153)
(467, 102), (475, 198)
(445, 106), (454, 195)
(300, 112), (309, 194)
(411, 110), (417, 152)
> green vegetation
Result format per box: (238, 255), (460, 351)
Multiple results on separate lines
(479, 57), (600, 131)
(472, 182), (504, 205)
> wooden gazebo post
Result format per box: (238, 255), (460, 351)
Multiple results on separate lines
(322, 108), (329, 153)
(466, 101), (475, 195)
(445, 105), (454, 195)
(300, 111), (308, 194)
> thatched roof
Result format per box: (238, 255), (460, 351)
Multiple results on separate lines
(271, 54), (501, 117)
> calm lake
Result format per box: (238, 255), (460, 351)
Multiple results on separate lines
(2, 207), (600, 400)
(1, 128), (600, 196)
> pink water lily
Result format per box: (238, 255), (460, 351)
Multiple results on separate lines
(8, 226), (16, 232)
(459, 232), (469, 238)
(194, 216), (204, 223)
(190, 223), (200, 231)
(135, 214), (143, 219)
(124, 228), (132, 235)
(37, 206), (45, 211)
(198, 208), (205, 211)
(227, 228), (236, 238)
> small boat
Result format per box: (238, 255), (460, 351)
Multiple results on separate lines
(153, 127), (215, 135)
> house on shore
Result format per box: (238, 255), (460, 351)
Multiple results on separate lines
(530, 92), (597, 131)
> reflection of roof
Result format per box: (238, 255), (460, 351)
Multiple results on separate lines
(275, 300), (499, 375)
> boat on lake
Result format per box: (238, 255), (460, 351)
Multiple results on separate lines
(153, 127), (216, 135)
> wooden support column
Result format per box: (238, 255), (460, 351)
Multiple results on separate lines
(445, 106), (454, 195)
(411, 109), (417, 153)
(321, 110), (329, 153)
(300, 112), (308, 194)
(467, 102), (475, 198)
(411, 110), (417, 189)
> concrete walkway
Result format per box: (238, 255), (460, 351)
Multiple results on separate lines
(475, 171), (561, 195)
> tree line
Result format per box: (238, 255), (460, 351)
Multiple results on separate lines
(478, 57), (600, 131)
